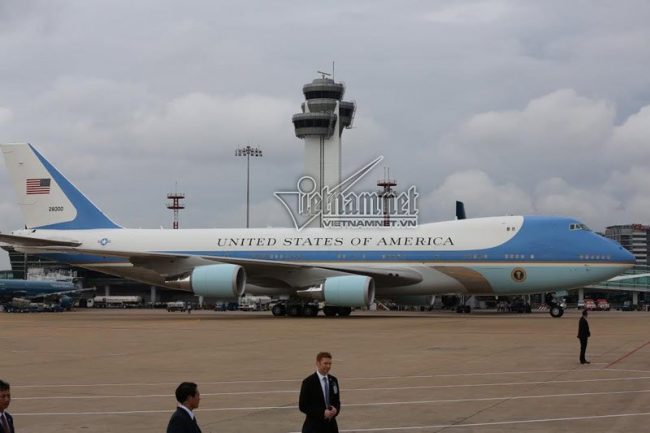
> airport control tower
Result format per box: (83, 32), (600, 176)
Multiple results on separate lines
(292, 74), (356, 221)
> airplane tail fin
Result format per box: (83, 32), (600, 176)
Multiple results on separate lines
(1, 143), (121, 230)
(456, 201), (467, 220)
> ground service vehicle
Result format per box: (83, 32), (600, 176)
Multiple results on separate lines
(583, 299), (597, 310)
(166, 301), (187, 312)
(596, 298), (610, 311)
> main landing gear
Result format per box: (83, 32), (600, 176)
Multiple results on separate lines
(545, 293), (565, 318)
(454, 295), (471, 313)
(270, 301), (352, 318)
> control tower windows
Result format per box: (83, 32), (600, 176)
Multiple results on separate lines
(305, 90), (343, 100)
(293, 118), (334, 128)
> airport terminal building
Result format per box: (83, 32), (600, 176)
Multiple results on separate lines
(605, 224), (650, 265)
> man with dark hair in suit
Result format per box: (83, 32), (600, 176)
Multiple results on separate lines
(0, 380), (14, 433)
(578, 309), (591, 364)
(167, 382), (202, 433)
(299, 352), (341, 433)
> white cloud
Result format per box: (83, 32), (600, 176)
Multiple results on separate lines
(604, 166), (650, 195)
(533, 177), (622, 223)
(608, 105), (650, 161)
(423, 0), (511, 24)
(129, 92), (297, 159)
(438, 89), (615, 170)
(0, 107), (13, 124)
(421, 170), (534, 219)
(601, 167), (650, 224)
(417, 88), (650, 230)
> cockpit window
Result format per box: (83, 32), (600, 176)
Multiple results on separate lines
(569, 223), (591, 231)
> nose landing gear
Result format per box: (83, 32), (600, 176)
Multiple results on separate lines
(545, 293), (565, 318)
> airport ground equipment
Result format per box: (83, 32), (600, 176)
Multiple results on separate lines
(91, 295), (143, 308)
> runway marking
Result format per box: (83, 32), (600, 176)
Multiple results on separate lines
(13, 375), (650, 400)
(608, 368), (650, 374)
(606, 340), (650, 368)
(13, 389), (650, 416)
(322, 412), (650, 432)
(9, 368), (618, 389)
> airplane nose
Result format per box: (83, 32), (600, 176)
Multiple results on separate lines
(612, 243), (635, 266)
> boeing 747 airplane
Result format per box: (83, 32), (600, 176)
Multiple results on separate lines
(0, 143), (635, 317)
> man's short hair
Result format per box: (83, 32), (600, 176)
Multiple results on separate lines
(582, 309), (588, 316)
(316, 352), (332, 362)
(175, 382), (198, 403)
(0, 380), (9, 392)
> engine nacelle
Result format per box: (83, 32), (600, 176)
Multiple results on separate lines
(323, 275), (375, 307)
(392, 295), (436, 307)
(165, 264), (246, 299)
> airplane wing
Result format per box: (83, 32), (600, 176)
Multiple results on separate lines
(0, 233), (81, 247)
(12, 243), (422, 288)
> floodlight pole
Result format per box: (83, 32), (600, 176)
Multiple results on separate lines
(235, 145), (263, 228)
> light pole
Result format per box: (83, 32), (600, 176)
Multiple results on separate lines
(235, 145), (263, 228)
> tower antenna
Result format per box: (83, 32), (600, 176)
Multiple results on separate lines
(316, 70), (331, 79)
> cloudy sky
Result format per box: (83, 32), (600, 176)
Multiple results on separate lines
(1, 0), (650, 268)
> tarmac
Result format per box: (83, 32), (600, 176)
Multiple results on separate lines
(1, 308), (649, 433)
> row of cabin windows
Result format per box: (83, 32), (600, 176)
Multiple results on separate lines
(579, 255), (612, 260)
(247, 252), (612, 262)
(505, 254), (533, 260)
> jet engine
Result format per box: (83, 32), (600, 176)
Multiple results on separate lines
(297, 275), (375, 307)
(165, 264), (246, 299)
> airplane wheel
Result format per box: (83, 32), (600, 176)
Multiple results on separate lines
(323, 306), (338, 317)
(550, 305), (564, 318)
(303, 305), (318, 317)
(464, 305), (471, 314)
(287, 305), (303, 317)
(338, 307), (352, 317)
(271, 304), (286, 317)
(525, 304), (532, 314)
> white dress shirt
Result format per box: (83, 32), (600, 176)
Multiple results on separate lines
(178, 404), (195, 420)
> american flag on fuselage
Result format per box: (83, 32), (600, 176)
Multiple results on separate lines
(26, 178), (51, 195)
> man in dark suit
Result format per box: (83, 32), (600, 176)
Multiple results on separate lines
(578, 309), (591, 364)
(167, 382), (202, 433)
(299, 352), (341, 433)
(0, 380), (14, 433)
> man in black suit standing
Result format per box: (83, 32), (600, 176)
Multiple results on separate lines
(299, 352), (341, 433)
(0, 380), (14, 433)
(578, 309), (591, 364)
(167, 382), (202, 433)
